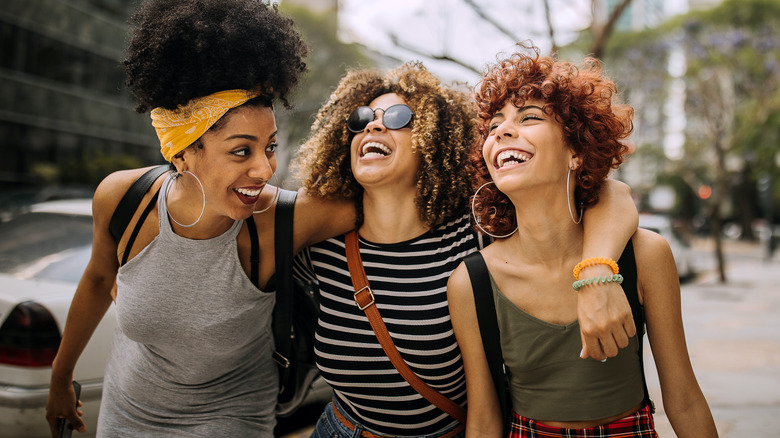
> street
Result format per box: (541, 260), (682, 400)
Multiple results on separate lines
(648, 237), (780, 437)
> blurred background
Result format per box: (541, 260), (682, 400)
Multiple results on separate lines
(2, 0), (779, 279)
(1, 0), (779, 436)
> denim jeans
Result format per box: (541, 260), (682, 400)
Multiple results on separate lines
(309, 399), (465, 438)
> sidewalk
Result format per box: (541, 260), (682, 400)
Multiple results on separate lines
(647, 239), (780, 437)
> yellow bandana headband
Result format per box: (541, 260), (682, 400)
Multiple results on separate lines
(151, 89), (260, 162)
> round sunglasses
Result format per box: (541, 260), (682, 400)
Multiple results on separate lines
(346, 104), (415, 133)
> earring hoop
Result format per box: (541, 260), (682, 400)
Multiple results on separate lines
(567, 168), (583, 225)
(252, 173), (280, 214)
(167, 170), (206, 228)
(471, 181), (518, 239)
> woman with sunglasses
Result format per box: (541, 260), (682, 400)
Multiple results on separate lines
(447, 49), (717, 437)
(291, 62), (640, 437)
(44, 1), (355, 436)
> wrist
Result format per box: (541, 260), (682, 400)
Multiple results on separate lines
(50, 359), (75, 383)
(577, 264), (614, 279)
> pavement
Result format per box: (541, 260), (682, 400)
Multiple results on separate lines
(647, 237), (780, 437)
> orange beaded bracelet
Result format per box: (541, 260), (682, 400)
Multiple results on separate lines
(572, 257), (619, 280)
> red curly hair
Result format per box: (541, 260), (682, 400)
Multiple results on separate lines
(470, 48), (633, 237)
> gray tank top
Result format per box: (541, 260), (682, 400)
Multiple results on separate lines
(492, 275), (644, 422)
(97, 174), (277, 437)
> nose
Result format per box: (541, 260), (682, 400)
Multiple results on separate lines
(363, 109), (386, 133)
(494, 119), (514, 140)
(248, 153), (275, 181)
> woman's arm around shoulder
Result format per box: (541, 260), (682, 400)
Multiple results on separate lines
(634, 228), (718, 438)
(577, 178), (639, 360)
(291, 187), (356, 253)
(45, 167), (153, 437)
(447, 262), (503, 438)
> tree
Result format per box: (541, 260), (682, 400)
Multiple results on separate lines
(385, 0), (633, 74)
(605, 0), (780, 282)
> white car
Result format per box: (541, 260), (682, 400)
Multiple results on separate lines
(0, 199), (115, 438)
(638, 213), (695, 281)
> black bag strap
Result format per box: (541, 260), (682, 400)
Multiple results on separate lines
(109, 164), (169, 243)
(617, 240), (654, 412)
(272, 189), (298, 394)
(246, 215), (259, 288)
(463, 252), (509, 430)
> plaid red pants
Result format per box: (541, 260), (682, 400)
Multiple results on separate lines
(509, 404), (658, 438)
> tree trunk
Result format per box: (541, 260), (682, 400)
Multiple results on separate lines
(709, 202), (728, 283)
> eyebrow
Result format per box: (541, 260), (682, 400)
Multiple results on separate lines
(518, 105), (543, 112)
(225, 131), (278, 142)
(490, 105), (544, 121)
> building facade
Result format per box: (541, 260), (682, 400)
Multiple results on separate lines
(0, 0), (158, 191)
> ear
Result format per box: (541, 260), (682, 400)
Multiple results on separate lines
(170, 151), (187, 173)
(569, 155), (582, 171)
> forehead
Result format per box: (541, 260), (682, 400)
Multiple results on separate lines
(368, 92), (407, 109)
(211, 105), (276, 138)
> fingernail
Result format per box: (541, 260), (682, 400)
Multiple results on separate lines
(579, 348), (584, 358)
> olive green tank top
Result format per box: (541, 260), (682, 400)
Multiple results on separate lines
(492, 254), (645, 421)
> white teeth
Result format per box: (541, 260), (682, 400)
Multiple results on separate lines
(235, 187), (261, 197)
(497, 150), (531, 168)
(361, 142), (391, 157)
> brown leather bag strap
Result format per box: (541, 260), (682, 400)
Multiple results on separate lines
(344, 231), (467, 425)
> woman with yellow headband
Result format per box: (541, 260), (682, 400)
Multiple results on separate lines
(44, 0), (352, 436)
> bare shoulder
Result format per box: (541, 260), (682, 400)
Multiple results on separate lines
(448, 261), (470, 293)
(447, 259), (479, 308)
(632, 228), (677, 291)
(93, 166), (168, 221)
(632, 228), (673, 262)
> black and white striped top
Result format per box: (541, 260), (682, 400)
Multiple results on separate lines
(294, 213), (484, 435)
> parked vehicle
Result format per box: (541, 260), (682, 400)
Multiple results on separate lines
(0, 199), (113, 437)
(639, 213), (696, 281)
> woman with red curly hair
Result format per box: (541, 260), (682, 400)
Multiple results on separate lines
(447, 49), (717, 437)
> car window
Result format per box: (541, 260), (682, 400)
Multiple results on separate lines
(0, 212), (93, 282)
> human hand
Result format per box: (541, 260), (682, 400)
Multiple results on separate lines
(576, 268), (636, 360)
(45, 379), (86, 437)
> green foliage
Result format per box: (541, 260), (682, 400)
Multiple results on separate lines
(604, 0), (780, 183)
(58, 153), (143, 187)
(704, 0), (780, 27)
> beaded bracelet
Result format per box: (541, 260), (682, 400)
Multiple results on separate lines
(572, 257), (619, 280)
(572, 274), (624, 291)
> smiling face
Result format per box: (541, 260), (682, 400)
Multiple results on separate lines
(349, 93), (419, 192)
(483, 99), (575, 194)
(175, 104), (278, 221)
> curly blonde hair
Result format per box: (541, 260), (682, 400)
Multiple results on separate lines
(292, 62), (478, 228)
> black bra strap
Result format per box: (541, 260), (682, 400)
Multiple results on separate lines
(120, 190), (160, 266)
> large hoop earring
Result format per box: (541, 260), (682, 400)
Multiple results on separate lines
(567, 168), (583, 225)
(167, 170), (206, 228)
(471, 181), (518, 239)
(252, 173), (280, 214)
